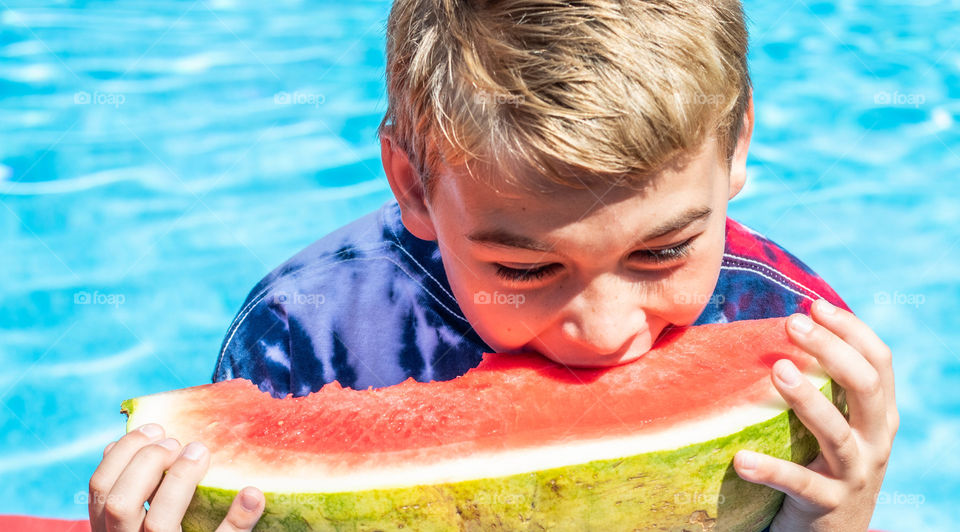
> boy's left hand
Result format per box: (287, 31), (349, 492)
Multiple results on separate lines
(733, 298), (898, 532)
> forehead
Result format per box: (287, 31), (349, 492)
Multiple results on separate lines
(432, 136), (724, 239)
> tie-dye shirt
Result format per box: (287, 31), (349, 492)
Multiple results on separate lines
(213, 199), (850, 398)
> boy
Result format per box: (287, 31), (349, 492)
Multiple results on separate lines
(88, 1), (897, 531)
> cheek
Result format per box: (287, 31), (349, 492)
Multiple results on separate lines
(662, 232), (726, 325)
(462, 292), (543, 351)
(441, 257), (544, 350)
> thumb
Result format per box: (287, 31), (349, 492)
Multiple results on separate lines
(215, 486), (264, 532)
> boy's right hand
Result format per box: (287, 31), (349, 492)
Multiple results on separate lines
(89, 423), (265, 532)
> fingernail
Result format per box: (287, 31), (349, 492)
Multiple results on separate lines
(790, 314), (814, 334)
(815, 298), (836, 315)
(138, 424), (163, 439)
(776, 360), (802, 387)
(739, 451), (758, 470)
(181, 442), (208, 461)
(156, 438), (179, 451)
(240, 489), (260, 511)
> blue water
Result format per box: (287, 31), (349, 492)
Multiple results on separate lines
(0, 0), (956, 529)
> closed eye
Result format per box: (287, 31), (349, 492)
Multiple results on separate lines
(631, 238), (694, 264)
(492, 237), (695, 283)
(494, 263), (562, 283)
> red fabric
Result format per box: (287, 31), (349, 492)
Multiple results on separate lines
(725, 217), (852, 314)
(0, 516), (91, 532)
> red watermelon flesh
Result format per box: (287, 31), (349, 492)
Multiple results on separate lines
(124, 317), (824, 490)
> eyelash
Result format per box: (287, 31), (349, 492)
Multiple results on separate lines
(494, 263), (563, 283)
(494, 238), (695, 283)
(635, 238), (694, 264)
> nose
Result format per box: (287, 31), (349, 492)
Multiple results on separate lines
(560, 275), (648, 356)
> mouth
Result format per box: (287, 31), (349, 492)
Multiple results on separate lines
(525, 327), (661, 368)
(652, 323), (677, 346)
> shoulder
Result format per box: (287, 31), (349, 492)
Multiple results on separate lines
(213, 199), (488, 396)
(695, 218), (851, 324)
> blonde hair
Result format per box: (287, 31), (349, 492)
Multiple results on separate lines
(377, 0), (751, 195)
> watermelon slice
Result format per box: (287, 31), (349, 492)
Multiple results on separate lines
(121, 317), (846, 531)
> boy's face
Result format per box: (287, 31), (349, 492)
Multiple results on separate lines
(382, 108), (751, 368)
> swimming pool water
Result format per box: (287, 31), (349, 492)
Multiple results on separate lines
(1, 1), (957, 528)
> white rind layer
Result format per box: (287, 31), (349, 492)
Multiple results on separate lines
(130, 369), (828, 494)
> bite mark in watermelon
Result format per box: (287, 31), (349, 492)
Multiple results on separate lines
(121, 317), (847, 531)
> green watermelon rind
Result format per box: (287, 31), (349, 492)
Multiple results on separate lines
(125, 380), (846, 532)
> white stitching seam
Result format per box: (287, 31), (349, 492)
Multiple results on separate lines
(215, 249), (469, 376)
(380, 202), (461, 305)
(390, 242), (459, 303)
(720, 265), (813, 301)
(723, 253), (827, 301)
(719, 260), (822, 303)
(218, 243), (392, 355)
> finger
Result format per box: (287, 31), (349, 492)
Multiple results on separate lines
(142, 442), (211, 532)
(786, 313), (888, 444)
(215, 487), (265, 532)
(772, 358), (860, 475)
(810, 299), (898, 433)
(103, 438), (182, 531)
(734, 450), (842, 513)
(103, 441), (117, 458)
(88, 424), (166, 528)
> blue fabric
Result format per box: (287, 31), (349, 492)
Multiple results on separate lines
(213, 198), (841, 398)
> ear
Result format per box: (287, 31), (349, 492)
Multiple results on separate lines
(728, 89), (754, 200)
(380, 128), (438, 241)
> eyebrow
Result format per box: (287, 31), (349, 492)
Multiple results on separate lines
(640, 205), (713, 242)
(466, 228), (555, 252)
(466, 206), (713, 252)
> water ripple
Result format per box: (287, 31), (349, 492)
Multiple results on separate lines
(0, 427), (118, 474)
(38, 342), (155, 378)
